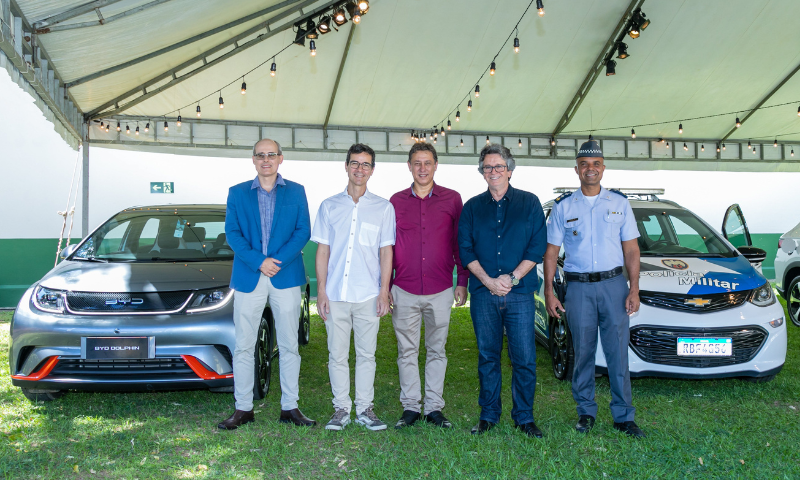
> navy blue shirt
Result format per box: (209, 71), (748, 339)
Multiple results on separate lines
(458, 184), (547, 295)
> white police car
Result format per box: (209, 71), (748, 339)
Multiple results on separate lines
(534, 189), (786, 383)
(774, 220), (800, 326)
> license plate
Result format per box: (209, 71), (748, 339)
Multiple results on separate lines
(84, 337), (149, 359)
(676, 338), (732, 356)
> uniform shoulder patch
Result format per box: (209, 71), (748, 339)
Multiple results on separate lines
(554, 191), (573, 203)
(608, 188), (627, 198)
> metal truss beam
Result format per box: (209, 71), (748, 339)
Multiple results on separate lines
(86, 0), (339, 120)
(32, 0), (123, 30)
(37, 0), (177, 34)
(66, 0), (302, 86)
(720, 60), (800, 142)
(552, 0), (644, 136)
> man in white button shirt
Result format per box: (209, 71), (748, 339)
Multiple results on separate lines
(312, 143), (396, 431)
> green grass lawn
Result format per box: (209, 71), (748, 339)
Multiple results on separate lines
(1, 298), (799, 479)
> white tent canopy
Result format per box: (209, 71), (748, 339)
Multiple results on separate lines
(3, 0), (800, 161)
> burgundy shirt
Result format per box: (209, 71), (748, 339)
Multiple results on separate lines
(390, 183), (469, 295)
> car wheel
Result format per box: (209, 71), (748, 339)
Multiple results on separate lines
(786, 276), (800, 327)
(298, 288), (311, 346)
(550, 315), (574, 382)
(252, 314), (272, 400)
(742, 374), (777, 383)
(21, 388), (66, 402)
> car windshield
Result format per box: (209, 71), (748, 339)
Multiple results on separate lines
(72, 209), (232, 262)
(634, 207), (737, 258)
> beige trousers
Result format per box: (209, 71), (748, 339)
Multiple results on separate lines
(326, 298), (380, 415)
(390, 285), (454, 415)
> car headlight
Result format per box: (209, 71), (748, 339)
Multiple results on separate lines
(186, 287), (233, 313)
(33, 286), (66, 313)
(749, 282), (776, 307)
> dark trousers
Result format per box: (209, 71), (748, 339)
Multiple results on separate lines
(565, 274), (635, 423)
(469, 291), (537, 425)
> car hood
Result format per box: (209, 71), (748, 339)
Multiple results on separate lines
(638, 255), (765, 294)
(39, 261), (232, 293)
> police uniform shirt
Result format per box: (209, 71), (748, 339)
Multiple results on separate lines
(546, 186), (639, 273)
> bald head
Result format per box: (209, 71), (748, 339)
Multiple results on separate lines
(253, 138), (282, 156)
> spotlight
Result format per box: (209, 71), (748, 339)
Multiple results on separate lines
(536, 0), (544, 17)
(270, 60), (277, 76)
(346, 1), (361, 23)
(490, 62), (496, 76)
(475, 85), (480, 97)
(447, 120), (451, 130)
(605, 60), (616, 76)
(305, 19), (318, 39)
(683, 142), (688, 151)
(486, 136), (490, 145)
(736, 117), (741, 128)
(513, 36), (520, 53)
(317, 16), (331, 34)
(616, 42), (629, 59)
(126, 125), (130, 134)
(116, 122), (121, 132)
(145, 122), (149, 133)
(637, 9), (650, 30)
(310, 39), (316, 56)
(631, 128), (636, 138)
(628, 21), (640, 39)
(196, 105), (201, 117)
(135, 126), (139, 136)
(518, 139), (522, 147)
(164, 121), (169, 132)
(456, 111), (460, 122)
(358, 0), (369, 14)
(679, 123), (683, 134)
(177, 114), (182, 127)
(241, 79), (246, 94)
(219, 92), (224, 109)
(467, 100), (472, 111)
(333, 5), (347, 26)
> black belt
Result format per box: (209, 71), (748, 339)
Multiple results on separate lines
(564, 266), (623, 283)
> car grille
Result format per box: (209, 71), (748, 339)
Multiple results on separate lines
(66, 291), (192, 313)
(51, 358), (193, 377)
(629, 325), (768, 368)
(639, 290), (750, 313)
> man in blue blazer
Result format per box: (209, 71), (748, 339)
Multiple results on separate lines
(218, 138), (313, 430)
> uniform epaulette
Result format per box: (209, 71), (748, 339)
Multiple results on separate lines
(554, 191), (573, 203)
(608, 188), (627, 198)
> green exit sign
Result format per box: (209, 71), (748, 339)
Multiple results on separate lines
(150, 182), (174, 194)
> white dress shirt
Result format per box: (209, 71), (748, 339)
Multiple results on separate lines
(311, 187), (396, 303)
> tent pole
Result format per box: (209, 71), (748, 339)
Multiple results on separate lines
(81, 122), (90, 238)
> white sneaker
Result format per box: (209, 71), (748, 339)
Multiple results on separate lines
(355, 408), (387, 431)
(325, 409), (351, 431)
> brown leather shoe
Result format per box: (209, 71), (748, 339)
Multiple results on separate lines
(279, 408), (317, 427)
(217, 409), (254, 430)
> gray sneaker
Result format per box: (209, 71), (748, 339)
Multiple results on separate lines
(325, 409), (351, 431)
(355, 407), (387, 431)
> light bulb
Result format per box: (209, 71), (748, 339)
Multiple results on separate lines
(270, 62), (276, 76)
(441, 126), (445, 136)
(460, 138), (464, 146)
(164, 121), (168, 132)
(353, 14), (360, 23)
(753, 147), (757, 154)
(310, 40), (316, 56)
(456, 111), (460, 122)
(748, 140), (751, 149)
(631, 128), (636, 138)
(100, 121), (104, 128)
(490, 62), (496, 76)
(135, 126), (139, 136)
(678, 123), (683, 134)
(467, 100), (472, 111)
(196, 105), (201, 117)
(177, 115), (182, 127)
(447, 120), (451, 130)
(536, 0), (544, 16)
(219, 93), (224, 109)
(518, 139), (522, 147)
(513, 37), (519, 53)
(666, 142), (670, 148)
(722, 143), (726, 150)
(475, 85), (480, 97)
(683, 142), (687, 150)
(486, 136), (490, 145)
(701, 144), (704, 151)
(241, 80), (246, 94)
(126, 125), (130, 134)
(774, 139), (778, 147)
(105, 125), (109, 132)
(736, 117), (741, 128)
(116, 122), (121, 132)
(716, 144), (720, 152)
(550, 137), (555, 146)
(145, 123), (149, 133)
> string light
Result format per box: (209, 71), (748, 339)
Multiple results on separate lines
(177, 113), (182, 127)
(433, 127), (437, 138)
(164, 120), (169, 132)
(797, 105), (800, 116)
(241, 78), (247, 94)
(433, 136), (437, 144)
(792, 149), (795, 157)
(518, 138), (522, 147)
(678, 123), (683, 134)
(550, 137), (556, 146)
(736, 117), (741, 128)
(490, 62), (496, 76)
(310, 39), (316, 56)
(666, 141), (670, 148)
(753, 146), (757, 155)
(774, 139), (778, 147)
(219, 92), (224, 109)
(270, 60), (277, 76)
(456, 111), (460, 122)
(116, 122), (121, 132)
(467, 100), (472, 112)
(514, 36), (520, 53)
(460, 138), (464, 146)
(441, 126), (445, 136)
(447, 120), (451, 130)
(475, 85), (480, 98)
(701, 144), (704, 152)
(486, 136), (490, 145)
(145, 122), (149, 133)
(722, 143), (726, 150)
(683, 142), (688, 151)
(631, 128), (635, 138)
(747, 140), (751, 149)
(536, 0), (544, 17)
(125, 125), (130, 134)
(135, 125), (139, 136)
(196, 105), (201, 117)
(99, 121), (104, 129)
(105, 124), (109, 132)
(716, 143), (720, 152)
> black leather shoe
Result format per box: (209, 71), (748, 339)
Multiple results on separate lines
(575, 415), (595, 433)
(613, 420), (646, 438)
(217, 409), (254, 430)
(395, 410), (421, 429)
(424, 411), (452, 429)
(470, 420), (496, 435)
(279, 408), (317, 427)
(515, 422), (543, 438)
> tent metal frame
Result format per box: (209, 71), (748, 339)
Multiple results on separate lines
(34, 0), (178, 34)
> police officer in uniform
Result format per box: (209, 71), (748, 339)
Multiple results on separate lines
(543, 139), (645, 438)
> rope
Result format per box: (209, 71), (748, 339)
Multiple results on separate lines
(55, 148), (82, 266)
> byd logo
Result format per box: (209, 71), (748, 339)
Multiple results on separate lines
(105, 298), (144, 305)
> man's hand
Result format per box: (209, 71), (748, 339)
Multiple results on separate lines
(545, 290), (565, 318)
(488, 277), (512, 296)
(317, 292), (330, 321)
(387, 290), (395, 315)
(454, 286), (468, 307)
(377, 290), (391, 317)
(259, 257), (282, 277)
(626, 289), (640, 315)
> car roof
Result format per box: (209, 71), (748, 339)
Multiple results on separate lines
(120, 204), (226, 212)
(542, 196), (683, 210)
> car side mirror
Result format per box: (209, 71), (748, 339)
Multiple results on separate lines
(781, 238), (798, 255)
(737, 246), (767, 264)
(60, 244), (78, 259)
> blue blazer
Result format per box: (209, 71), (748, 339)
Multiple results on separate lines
(225, 178), (310, 293)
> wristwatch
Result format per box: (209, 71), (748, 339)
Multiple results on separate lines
(509, 273), (520, 286)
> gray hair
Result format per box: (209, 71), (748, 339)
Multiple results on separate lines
(478, 143), (515, 174)
(253, 138), (282, 156)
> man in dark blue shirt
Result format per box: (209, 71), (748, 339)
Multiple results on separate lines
(458, 143), (547, 438)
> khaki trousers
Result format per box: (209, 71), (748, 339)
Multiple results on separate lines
(326, 298), (380, 415)
(391, 285), (454, 415)
(232, 274), (301, 412)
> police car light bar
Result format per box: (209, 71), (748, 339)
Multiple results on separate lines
(553, 187), (665, 195)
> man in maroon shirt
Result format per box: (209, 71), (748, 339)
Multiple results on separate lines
(389, 142), (469, 429)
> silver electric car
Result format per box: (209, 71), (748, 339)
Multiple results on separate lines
(9, 204), (311, 401)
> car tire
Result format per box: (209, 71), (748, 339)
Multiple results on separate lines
(549, 315), (574, 382)
(742, 374), (777, 383)
(786, 276), (800, 327)
(298, 288), (311, 345)
(252, 313), (273, 401)
(21, 388), (66, 402)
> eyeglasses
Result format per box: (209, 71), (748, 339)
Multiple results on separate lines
(253, 152), (280, 160)
(348, 161), (374, 170)
(481, 165), (508, 173)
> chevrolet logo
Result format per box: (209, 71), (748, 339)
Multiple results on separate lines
(684, 298), (711, 307)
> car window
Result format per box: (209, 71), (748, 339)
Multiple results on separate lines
(724, 208), (749, 248)
(633, 207), (735, 257)
(72, 210), (230, 262)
